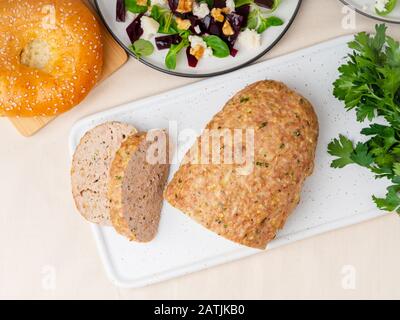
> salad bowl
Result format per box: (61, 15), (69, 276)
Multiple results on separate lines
(95, 0), (302, 77)
(339, 0), (400, 24)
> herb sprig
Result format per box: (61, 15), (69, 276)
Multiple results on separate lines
(247, 8), (284, 34)
(328, 24), (400, 214)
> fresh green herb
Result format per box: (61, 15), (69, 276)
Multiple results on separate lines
(247, 8), (284, 34)
(179, 29), (191, 39)
(150, 5), (178, 34)
(129, 39), (154, 58)
(203, 35), (230, 58)
(235, 0), (281, 10)
(328, 24), (400, 214)
(165, 38), (189, 69)
(328, 135), (355, 168)
(256, 161), (269, 167)
(270, 0), (282, 11)
(125, 0), (148, 14)
(199, 0), (214, 7)
(376, 0), (398, 16)
(240, 96), (250, 103)
(234, 0), (253, 7)
(266, 16), (285, 27)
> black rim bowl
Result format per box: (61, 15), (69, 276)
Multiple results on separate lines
(94, 0), (303, 78)
(338, 0), (400, 24)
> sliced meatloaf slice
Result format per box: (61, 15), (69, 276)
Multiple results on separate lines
(71, 121), (137, 225)
(108, 130), (170, 242)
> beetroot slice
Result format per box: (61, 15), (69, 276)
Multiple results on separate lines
(235, 4), (250, 26)
(223, 12), (244, 48)
(230, 48), (238, 57)
(116, 0), (126, 22)
(213, 0), (227, 8)
(168, 0), (179, 13)
(155, 34), (182, 50)
(207, 17), (223, 37)
(254, 0), (275, 9)
(126, 14), (144, 43)
(186, 47), (198, 68)
(187, 15), (203, 35)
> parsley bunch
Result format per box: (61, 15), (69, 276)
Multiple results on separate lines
(328, 24), (400, 214)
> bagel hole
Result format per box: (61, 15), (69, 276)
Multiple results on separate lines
(20, 39), (51, 70)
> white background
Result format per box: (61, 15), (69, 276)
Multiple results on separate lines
(1, 0), (400, 299)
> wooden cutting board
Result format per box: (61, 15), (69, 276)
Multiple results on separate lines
(8, 0), (128, 137)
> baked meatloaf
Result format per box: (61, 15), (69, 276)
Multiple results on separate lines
(164, 80), (319, 249)
(71, 122), (137, 225)
(109, 131), (170, 242)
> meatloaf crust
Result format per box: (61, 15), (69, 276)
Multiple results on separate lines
(164, 80), (319, 249)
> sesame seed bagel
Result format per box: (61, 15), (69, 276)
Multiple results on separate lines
(0, 0), (103, 117)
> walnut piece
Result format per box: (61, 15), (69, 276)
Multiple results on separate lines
(222, 20), (234, 36)
(137, 0), (147, 6)
(176, 0), (193, 13)
(211, 8), (225, 22)
(190, 45), (205, 60)
(176, 17), (191, 30)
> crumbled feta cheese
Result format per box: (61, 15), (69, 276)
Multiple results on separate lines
(141, 16), (160, 40)
(237, 28), (261, 49)
(193, 2), (210, 19)
(375, 0), (389, 12)
(189, 35), (213, 58)
(225, 0), (236, 13)
(194, 25), (202, 34)
(188, 35), (204, 47)
(126, 11), (137, 21)
(151, 0), (168, 6)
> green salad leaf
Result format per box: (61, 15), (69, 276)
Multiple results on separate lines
(328, 24), (400, 214)
(247, 8), (284, 33)
(234, 0), (253, 7)
(150, 5), (178, 34)
(235, 0), (281, 10)
(129, 39), (154, 58)
(199, 0), (214, 7)
(376, 0), (398, 16)
(203, 35), (230, 58)
(271, 0), (282, 11)
(165, 37), (189, 70)
(125, 0), (148, 14)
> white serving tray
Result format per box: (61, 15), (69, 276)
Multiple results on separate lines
(69, 35), (389, 288)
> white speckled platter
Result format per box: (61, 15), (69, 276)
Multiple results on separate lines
(69, 35), (389, 288)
